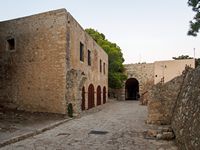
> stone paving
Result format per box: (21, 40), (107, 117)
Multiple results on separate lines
(0, 108), (66, 144)
(0, 100), (177, 150)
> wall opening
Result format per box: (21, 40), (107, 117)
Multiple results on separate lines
(88, 84), (94, 109)
(103, 62), (106, 74)
(7, 38), (15, 51)
(97, 86), (101, 106)
(81, 86), (85, 110)
(88, 50), (91, 66)
(100, 59), (102, 73)
(80, 42), (84, 62)
(125, 78), (139, 100)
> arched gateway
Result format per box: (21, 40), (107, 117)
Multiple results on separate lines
(125, 78), (139, 100)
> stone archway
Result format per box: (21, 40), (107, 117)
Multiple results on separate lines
(66, 69), (87, 114)
(125, 78), (139, 100)
(96, 86), (101, 106)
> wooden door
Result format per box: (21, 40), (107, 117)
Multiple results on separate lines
(97, 86), (101, 106)
(88, 84), (94, 109)
(81, 86), (85, 110)
(103, 86), (106, 104)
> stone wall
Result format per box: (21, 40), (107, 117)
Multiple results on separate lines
(0, 9), (108, 115)
(154, 59), (195, 84)
(115, 60), (194, 102)
(66, 12), (108, 113)
(0, 9), (67, 114)
(147, 67), (200, 149)
(171, 67), (200, 149)
(108, 88), (124, 101)
(147, 75), (184, 124)
(125, 63), (154, 95)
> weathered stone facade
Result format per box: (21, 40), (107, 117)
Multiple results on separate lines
(0, 9), (108, 114)
(171, 67), (200, 149)
(147, 67), (200, 149)
(118, 59), (195, 102)
(154, 59), (195, 84)
(147, 75), (184, 124)
(125, 63), (154, 95)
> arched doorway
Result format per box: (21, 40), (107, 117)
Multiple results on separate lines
(88, 84), (95, 109)
(103, 86), (106, 104)
(81, 86), (85, 110)
(97, 86), (101, 106)
(125, 78), (139, 100)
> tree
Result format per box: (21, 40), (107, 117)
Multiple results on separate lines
(172, 55), (193, 60)
(195, 58), (200, 67)
(85, 28), (127, 88)
(188, 0), (200, 36)
(172, 55), (200, 67)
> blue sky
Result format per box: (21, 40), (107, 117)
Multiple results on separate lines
(0, 0), (199, 63)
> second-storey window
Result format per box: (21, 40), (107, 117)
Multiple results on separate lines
(7, 38), (15, 51)
(88, 50), (91, 66)
(103, 62), (106, 74)
(80, 42), (84, 62)
(100, 59), (102, 73)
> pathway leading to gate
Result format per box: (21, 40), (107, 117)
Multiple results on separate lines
(1, 100), (177, 150)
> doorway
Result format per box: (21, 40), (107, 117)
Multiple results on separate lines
(125, 78), (139, 100)
(103, 86), (106, 104)
(88, 84), (95, 109)
(97, 86), (101, 106)
(81, 86), (85, 110)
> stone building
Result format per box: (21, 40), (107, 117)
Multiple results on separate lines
(0, 9), (108, 114)
(117, 59), (195, 101)
(154, 59), (195, 84)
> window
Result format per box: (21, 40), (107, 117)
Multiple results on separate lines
(88, 50), (91, 66)
(103, 62), (106, 74)
(100, 59), (102, 73)
(7, 38), (15, 51)
(80, 42), (84, 62)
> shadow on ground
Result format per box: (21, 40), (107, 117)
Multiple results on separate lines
(0, 107), (66, 143)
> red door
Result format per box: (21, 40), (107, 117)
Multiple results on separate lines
(97, 86), (101, 106)
(103, 86), (106, 104)
(88, 84), (94, 109)
(81, 87), (85, 110)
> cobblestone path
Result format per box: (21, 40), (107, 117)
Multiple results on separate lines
(1, 101), (177, 150)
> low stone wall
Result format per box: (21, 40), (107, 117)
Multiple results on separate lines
(147, 67), (200, 149)
(108, 88), (124, 101)
(147, 75), (184, 125)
